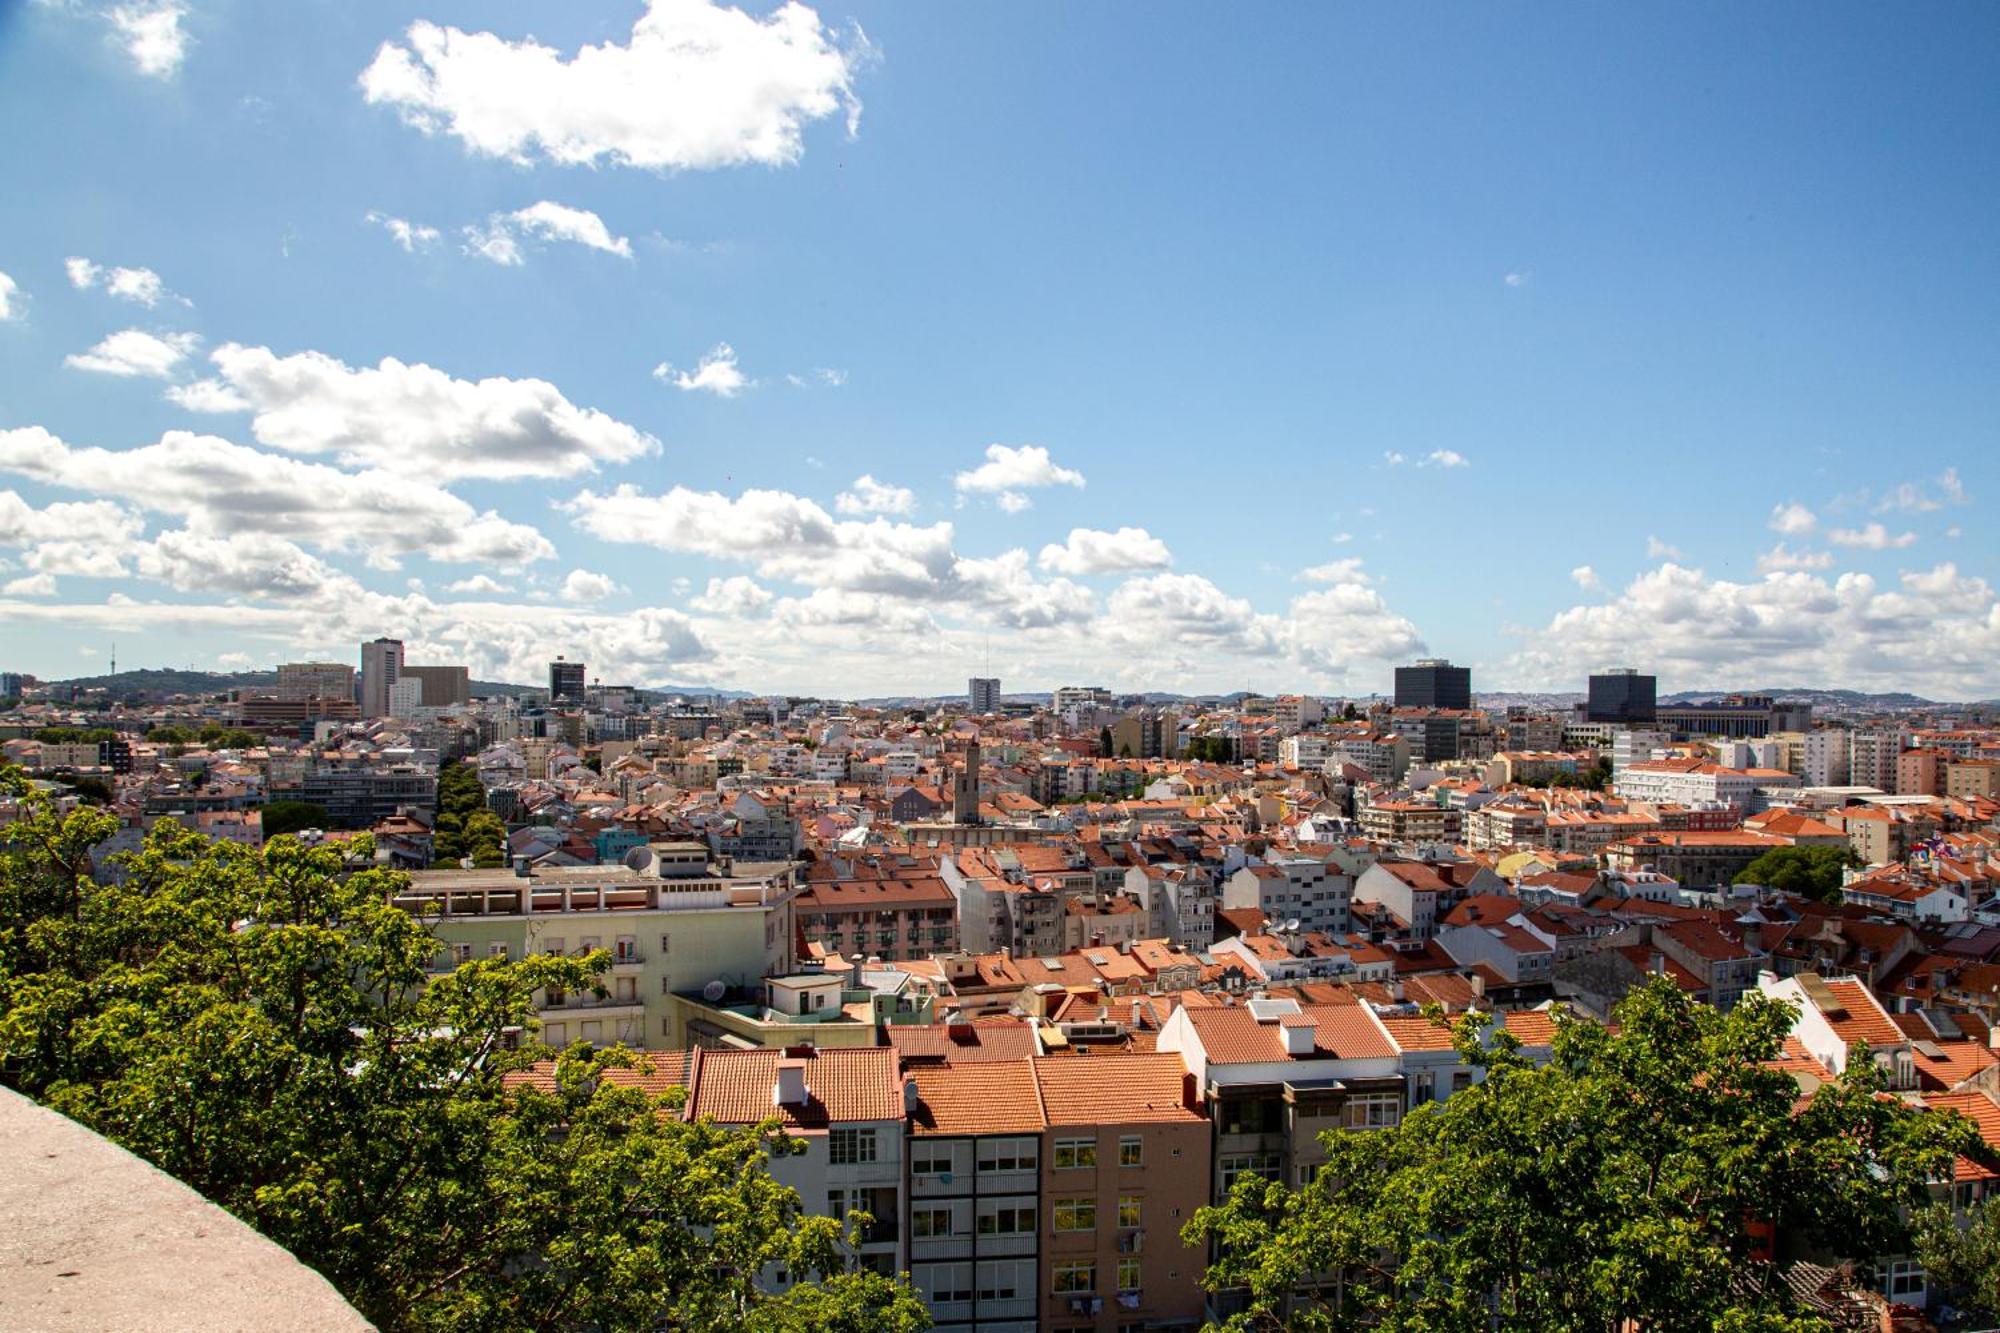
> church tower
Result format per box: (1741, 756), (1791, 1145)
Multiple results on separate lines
(952, 739), (981, 825)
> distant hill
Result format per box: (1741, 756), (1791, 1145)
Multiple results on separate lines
(42, 668), (756, 703)
(1662, 688), (1938, 710)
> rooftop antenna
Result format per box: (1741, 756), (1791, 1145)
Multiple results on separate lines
(110, 642), (116, 675)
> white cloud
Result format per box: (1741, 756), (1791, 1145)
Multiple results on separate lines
(364, 211), (441, 252)
(1570, 565), (1602, 592)
(205, 343), (658, 481)
(1503, 271), (1530, 288)
(654, 343), (748, 397)
(445, 574), (513, 596)
(359, 0), (870, 171)
(165, 378), (250, 413)
(0, 272), (21, 321)
(1418, 449), (1469, 469)
(1383, 451), (1406, 466)
(1756, 543), (1834, 573)
(1767, 501), (1816, 536)
(1037, 527), (1173, 577)
(1829, 522), (1918, 551)
(460, 220), (523, 266)
(1298, 558), (1369, 585)
(953, 445), (1086, 512)
(3, 573), (57, 597)
(561, 568), (620, 602)
(1877, 467), (1969, 514)
(834, 474), (915, 516)
(506, 201), (632, 258)
(1646, 535), (1684, 560)
(108, 1), (188, 78)
(64, 328), (199, 378)
(0, 425), (555, 568)
(1506, 561), (2000, 698)
(1332, 532), (1353, 544)
(0, 490), (145, 550)
(690, 575), (773, 615)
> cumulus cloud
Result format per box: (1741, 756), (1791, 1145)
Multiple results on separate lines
(1877, 467), (1969, 514)
(1756, 543), (1834, 574)
(691, 575), (773, 615)
(953, 444), (1085, 512)
(66, 257), (180, 307)
(1507, 561), (2000, 698)
(0, 490), (145, 550)
(654, 343), (748, 396)
(0, 272), (22, 322)
(1038, 527), (1173, 576)
(1646, 535), (1684, 560)
(3, 572), (58, 597)
(834, 474), (915, 516)
(1829, 522), (1918, 551)
(165, 378), (250, 413)
(65, 328), (199, 378)
(364, 211), (441, 252)
(359, 0), (870, 171)
(561, 568), (620, 602)
(0, 425), (554, 567)
(108, 1), (189, 78)
(1299, 558), (1369, 585)
(1768, 501), (1816, 536)
(204, 343), (657, 481)
(1503, 271), (1530, 288)
(462, 201), (632, 264)
(1570, 565), (1602, 591)
(445, 574), (513, 595)
(1418, 449), (1469, 469)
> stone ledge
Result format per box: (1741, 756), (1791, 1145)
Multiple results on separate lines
(0, 1085), (373, 1331)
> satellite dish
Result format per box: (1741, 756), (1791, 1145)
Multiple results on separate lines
(702, 979), (727, 1002)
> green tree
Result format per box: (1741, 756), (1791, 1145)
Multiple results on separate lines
(0, 770), (928, 1332)
(1733, 844), (1857, 903)
(1915, 1198), (2000, 1324)
(61, 774), (114, 805)
(259, 799), (330, 839)
(1098, 726), (1114, 759)
(1188, 977), (1976, 1332)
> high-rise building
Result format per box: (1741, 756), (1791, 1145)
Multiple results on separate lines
(1393, 659), (1471, 710)
(1587, 668), (1657, 724)
(360, 638), (403, 718)
(952, 739), (982, 823)
(276, 661), (354, 704)
(549, 657), (586, 704)
(403, 664), (470, 708)
(967, 676), (1001, 713)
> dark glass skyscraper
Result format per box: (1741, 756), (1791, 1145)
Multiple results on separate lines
(549, 656), (586, 703)
(1393, 659), (1471, 710)
(1587, 668), (1657, 724)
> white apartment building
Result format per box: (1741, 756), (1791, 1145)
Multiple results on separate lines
(1614, 759), (1800, 812)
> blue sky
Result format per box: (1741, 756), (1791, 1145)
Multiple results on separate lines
(1, 0), (1995, 697)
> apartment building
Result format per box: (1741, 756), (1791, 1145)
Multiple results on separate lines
(1222, 856), (1353, 935)
(1601, 831), (1787, 889)
(794, 873), (960, 963)
(395, 847), (798, 1050)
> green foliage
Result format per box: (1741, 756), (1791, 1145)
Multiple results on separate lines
(60, 774), (114, 805)
(35, 726), (118, 744)
(1548, 758), (1613, 791)
(0, 768), (929, 1332)
(144, 723), (262, 749)
(1184, 735), (1236, 763)
(259, 799), (330, 839)
(1186, 977), (1976, 1332)
(431, 761), (504, 868)
(1097, 726), (1114, 759)
(1733, 844), (1857, 903)
(1916, 1198), (2000, 1323)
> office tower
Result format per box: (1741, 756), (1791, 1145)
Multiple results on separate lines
(276, 661), (355, 704)
(550, 657), (586, 704)
(403, 664), (471, 708)
(360, 638), (403, 718)
(967, 676), (1001, 713)
(1587, 668), (1657, 724)
(1393, 658), (1471, 710)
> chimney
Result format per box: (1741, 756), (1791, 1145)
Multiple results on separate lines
(1649, 950), (1667, 976)
(902, 1077), (920, 1117)
(774, 1058), (809, 1107)
(1280, 1014), (1317, 1056)
(1742, 921), (1764, 955)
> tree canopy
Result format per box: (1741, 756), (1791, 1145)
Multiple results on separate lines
(259, 798), (330, 839)
(1187, 979), (1977, 1332)
(432, 760), (506, 868)
(1734, 844), (1857, 903)
(0, 769), (929, 1331)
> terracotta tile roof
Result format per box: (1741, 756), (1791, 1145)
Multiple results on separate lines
(907, 1061), (1047, 1135)
(1374, 1011), (1459, 1052)
(1031, 1052), (1200, 1125)
(1925, 1091), (2000, 1182)
(1819, 979), (1907, 1050)
(889, 1021), (1040, 1064)
(686, 1046), (901, 1130)
(1500, 1010), (1559, 1047)
(503, 1051), (694, 1098)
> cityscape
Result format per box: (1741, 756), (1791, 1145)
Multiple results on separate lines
(3, 1), (1999, 1331)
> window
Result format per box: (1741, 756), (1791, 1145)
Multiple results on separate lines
(1346, 1092), (1402, 1129)
(1051, 1261), (1097, 1294)
(580, 936), (601, 954)
(1885, 1258), (1925, 1299)
(543, 1022), (566, 1045)
(1219, 1152), (1281, 1189)
(661, 976), (674, 995)
(659, 933), (672, 954)
(580, 1021), (601, 1042)
(914, 1263), (971, 1305)
(1451, 1070), (1474, 1093)
(1053, 1198), (1096, 1232)
(1117, 1257), (1141, 1294)
(659, 1016), (673, 1039)
(1054, 1136), (1097, 1169)
(1117, 1196), (1141, 1228)
(830, 1127), (878, 1165)
(912, 1207), (954, 1238)
(543, 938), (565, 957)
(978, 1203), (1036, 1235)
(977, 1259), (1030, 1302)
(615, 935), (637, 962)
(1118, 1135), (1143, 1167)
(451, 942), (473, 964)
(910, 1145), (955, 1176)
(615, 977), (636, 1002)
(978, 1137), (1038, 1173)
(487, 942), (509, 960)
